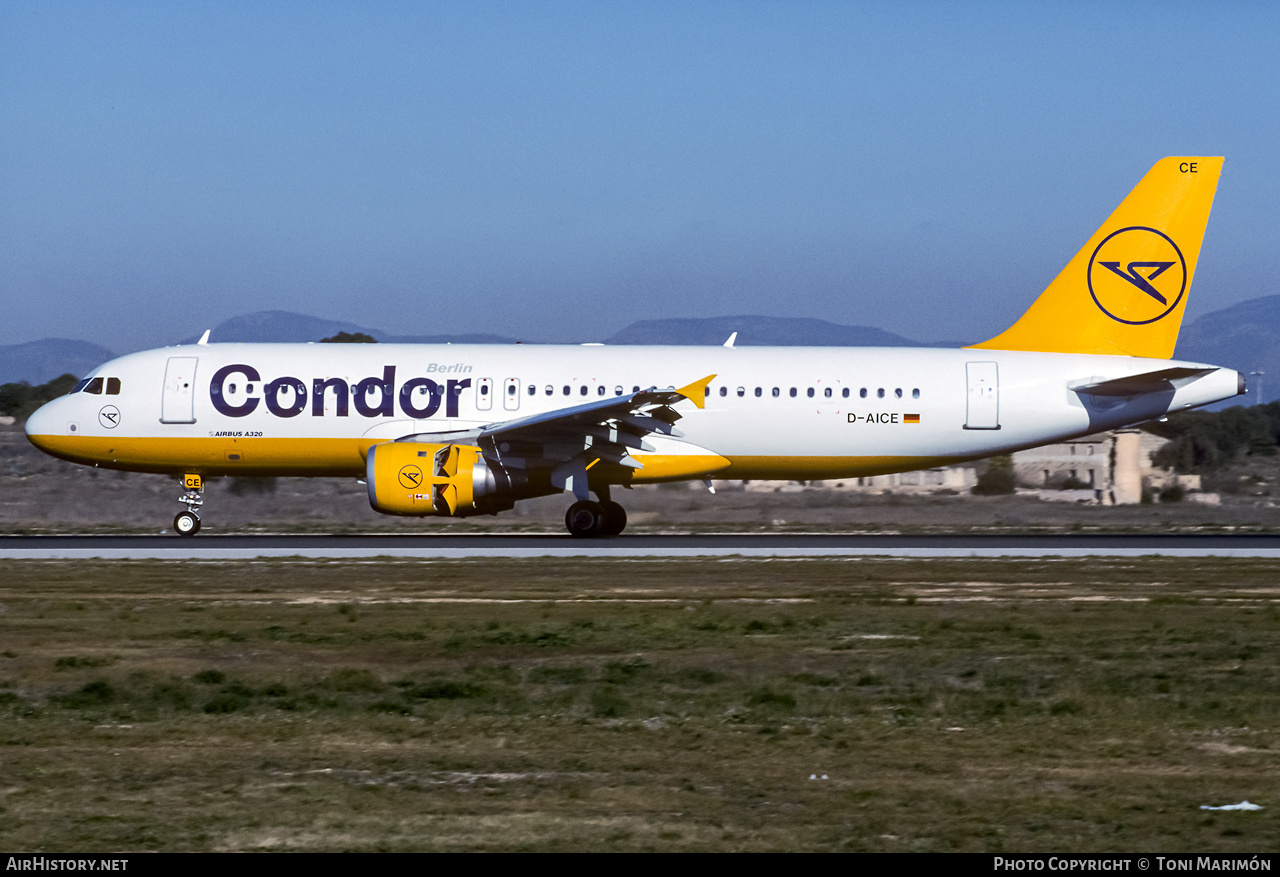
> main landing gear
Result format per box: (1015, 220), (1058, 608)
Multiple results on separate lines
(564, 487), (627, 538)
(174, 474), (204, 536)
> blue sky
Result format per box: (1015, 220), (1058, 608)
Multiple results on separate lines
(3, 1), (1279, 352)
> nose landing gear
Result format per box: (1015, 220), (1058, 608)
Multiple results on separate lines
(174, 474), (203, 536)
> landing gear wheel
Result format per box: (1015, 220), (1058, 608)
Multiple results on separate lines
(565, 500), (604, 538)
(174, 511), (201, 536)
(599, 501), (627, 537)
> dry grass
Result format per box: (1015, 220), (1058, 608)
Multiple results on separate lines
(0, 556), (1278, 851)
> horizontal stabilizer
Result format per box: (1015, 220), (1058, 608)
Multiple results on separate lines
(1072, 367), (1216, 397)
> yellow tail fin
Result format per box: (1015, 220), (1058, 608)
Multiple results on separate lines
(971, 157), (1223, 358)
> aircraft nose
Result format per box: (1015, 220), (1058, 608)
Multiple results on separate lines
(24, 398), (60, 449)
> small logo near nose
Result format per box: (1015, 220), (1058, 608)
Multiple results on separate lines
(98, 406), (121, 429)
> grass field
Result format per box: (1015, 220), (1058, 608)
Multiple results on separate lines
(1, 556), (1278, 851)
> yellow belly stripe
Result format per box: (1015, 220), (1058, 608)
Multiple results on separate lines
(28, 435), (966, 483)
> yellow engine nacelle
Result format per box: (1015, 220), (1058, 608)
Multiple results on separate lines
(367, 442), (509, 517)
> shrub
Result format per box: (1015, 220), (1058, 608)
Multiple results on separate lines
(973, 455), (1015, 495)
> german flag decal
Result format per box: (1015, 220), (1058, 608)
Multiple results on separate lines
(904, 413), (920, 424)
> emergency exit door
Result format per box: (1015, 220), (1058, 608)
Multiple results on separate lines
(475, 377), (493, 411)
(503, 378), (521, 411)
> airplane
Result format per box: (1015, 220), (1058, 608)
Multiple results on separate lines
(24, 156), (1243, 537)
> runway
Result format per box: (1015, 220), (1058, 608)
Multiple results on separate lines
(4, 532), (1280, 559)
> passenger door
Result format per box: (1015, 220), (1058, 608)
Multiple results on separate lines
(964, 361), (999, 429)
(160, 357), (199, 424)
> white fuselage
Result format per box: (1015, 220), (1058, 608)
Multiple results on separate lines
(24, 342), (1243, 481)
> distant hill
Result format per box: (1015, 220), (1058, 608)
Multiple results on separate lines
(181, 310), (963, 349)
(1176, 296), (1280, 404)
(180, 311), (520, 345)
(606, 316), (927, 347)
(0, 339), (116, 385)
(180, 311), (381, 344)
(381, 333), (520, 344)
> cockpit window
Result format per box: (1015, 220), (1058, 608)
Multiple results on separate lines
(84, 377), (104, 395)
(106, 378), (121, 395)
(72, 378), (92, 394)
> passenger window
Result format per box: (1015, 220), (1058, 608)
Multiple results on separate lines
(580, 386), (588, 396)
(877, 388), (885, 398)
(85, 377), (104, 395)
(719, 386), (728, 397)
(632, 386), (640, 394)
(755, 387), (762, 397)
(246, 384), (254, 394)
(508, 384), (517, 396)
(481, 384), (489, 396)
(228, 384), (237, 394)
(527, 385), (535, 396)
(842, 388), (849, 398)
(737, 387), (745, 397)
(806, 388), (814, 398)
(563, 386), (570, 396)
(860, 388), (867, 398)
(598, 385), (605, 396)
(824, 387), (832, 398)
(912, 388), (920, 399)
(772, 387), (780, 398)
(895, 388), (902, 398)
(615, 386), (623, 396)
(789, 388), (797, 398)
(546, 386), (553, 396)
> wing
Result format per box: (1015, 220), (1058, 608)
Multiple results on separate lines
(1071, 367), (1217, 397)
(393, 374), (718, 496)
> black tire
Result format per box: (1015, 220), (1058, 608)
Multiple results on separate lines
(565, 500), (604, 538)
(174, 512), (201, 536)
(599, 501), (627, 536)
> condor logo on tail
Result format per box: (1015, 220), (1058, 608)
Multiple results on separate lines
(1087, 226), (1187, 325)
(1098, 260), (1174, 304)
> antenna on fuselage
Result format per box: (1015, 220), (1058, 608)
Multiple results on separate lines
(197, 330), (211, 345)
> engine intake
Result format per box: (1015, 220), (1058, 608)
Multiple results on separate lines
(367, 442), (514, 516)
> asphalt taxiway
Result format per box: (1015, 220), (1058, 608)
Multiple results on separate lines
(4, 533), (1280, 559)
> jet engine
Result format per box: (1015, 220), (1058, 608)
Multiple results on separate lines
(366, 442), (516, 516)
